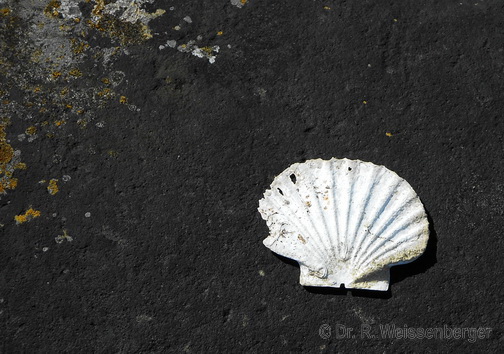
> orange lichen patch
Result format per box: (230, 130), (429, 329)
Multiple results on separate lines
(47, 178), (59, 195)
(217, 31), (224, 36)
(68, 68), (83, 77)
(91, 0), (105, 17)
(14, 208), (41, 224)
(0, 178), (16, 193)
(25, 126), (37, 135)
(33, 86), (42, 93)
(54, 119), (66, 127)
(119, 96), (128, 104)
(70, 38), (90, 54)
(97, 88), (113, 98)
(0, 8), (12, 16)
(88, 0), (165, 44)
(65, 104), (73, 109)
(88, 14), (145, 44)
(44, 0), (61, 18)
(0, 125), (14, 164)
(385, 132), (393, 137)
(0, 123), (25, 194)
(241, 0), (248, 4)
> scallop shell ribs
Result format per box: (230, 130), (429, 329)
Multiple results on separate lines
(258, 158), (429, 291)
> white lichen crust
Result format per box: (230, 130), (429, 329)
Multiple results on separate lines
(258, 158), (429, 291)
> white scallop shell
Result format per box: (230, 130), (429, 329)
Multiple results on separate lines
(258, 158), (429, 291)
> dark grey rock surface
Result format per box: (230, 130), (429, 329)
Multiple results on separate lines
(0, 0), (502, 352)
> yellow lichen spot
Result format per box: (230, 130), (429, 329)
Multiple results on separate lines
(181, 44), (187, 49)
(15, 162), (27, 170)
(393, 18), (398, 22)
(33, 87), (42, 93)
(54, 120), (66, 127)
(70, 39), (89, 54)
(201, 46), (214, 55)
(51, 71), (62, 80)
(386, 132), (393, 137)
(140, 24), (153, 40)
(119, 96), (128, 104)
(101, 78), (110, 85)
(46, 133), (54, 138)
(77, 119), (88, 128)
(31, 49), (43, 63)
(59, 24), (71, 31)
(363, 100), (368, 104)
(41, 121), (49, 126)
(217, 31), (224, 36)
(77, 109), (84, 114)
(14, 208), (41, 224)
(47, 179), (59, 195)
(7, 178), (17, 189)
(44, 0), (61, 18)
(0, 133), (14, 164)
(25, 126), (37, 135)
(97, 88), (112, 98)
(69, 68), (82, 77)
(65, 104), (73, 109)
(74, 17), (81, 23)
(55, 229), (73, 243)
(60, 87), (69, 96)
(107, 150), (118, 157)
(324, 6), (331, 10)
(0, 8), (12, 16)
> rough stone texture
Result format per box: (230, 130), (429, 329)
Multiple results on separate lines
(0, 0), (502, 352)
